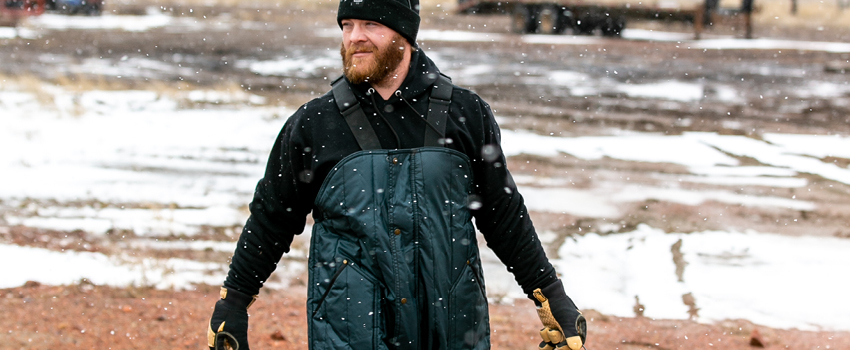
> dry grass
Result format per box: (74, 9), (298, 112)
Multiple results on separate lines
(0, 73), (56, 106)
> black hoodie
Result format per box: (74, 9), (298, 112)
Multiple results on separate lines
(224, 49), (558, 297)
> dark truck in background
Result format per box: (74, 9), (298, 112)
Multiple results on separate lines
(44, 0), (103, 15)
(457, 0), (751, 38)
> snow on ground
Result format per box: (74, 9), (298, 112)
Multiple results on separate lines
(0, 243), (224, 289)
(0, 83), (290, 235)
(3, 77), (849, 330)
(0, 26), (38, 39)
(4, 87), (833, 231)
(235, 52), (340, 78)
(616, 80), (705, 102)
(0, 242), (307, 290)
(16, 8), (244, 35)
(520, 184), (815, 218)
(691, 132), (850, 186)
(24, 10), (176, 32)
(418, 28), (850, 54)
(501, 129), (850, 187)
(2, 81), (840, 230)
(478, 224), (850, 331)
(692, 37), (850, 53)
(6, 205), (246, 237)
(232, 49), (842, 104)
(620, 28), (695, 42)
(64, 57), (197, 80)
(557, 225), (850, 331)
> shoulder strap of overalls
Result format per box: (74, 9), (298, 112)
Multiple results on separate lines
(331, 76), (382, 150)
(330, 74), (453, 150)
(423, 73), (453, 147)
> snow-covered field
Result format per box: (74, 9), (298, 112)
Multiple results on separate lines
(3, 77), (849, 331)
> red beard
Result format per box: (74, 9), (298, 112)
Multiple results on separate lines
(340, 34), (405, 85)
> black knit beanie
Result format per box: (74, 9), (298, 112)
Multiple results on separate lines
(337, 0), (420, 45)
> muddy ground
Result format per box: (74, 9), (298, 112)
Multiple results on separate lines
(4, 282), (850, 349)
(2, 2), (850, 349)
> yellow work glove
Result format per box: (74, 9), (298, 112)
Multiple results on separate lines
(532, 279), (587, 350)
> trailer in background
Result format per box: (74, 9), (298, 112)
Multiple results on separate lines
(457, 0), (754, 39)
(1, 0), (45, 26)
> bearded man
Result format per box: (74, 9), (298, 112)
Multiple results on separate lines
(207, 0), (587, 349)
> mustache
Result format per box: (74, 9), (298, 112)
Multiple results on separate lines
(344, 44), (376, 56)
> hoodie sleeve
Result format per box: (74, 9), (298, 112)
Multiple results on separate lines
(223, 108), (314, 296)
(469, 99), (559, 296)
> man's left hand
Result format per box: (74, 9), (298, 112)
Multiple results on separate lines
(532, 279), (587, 350)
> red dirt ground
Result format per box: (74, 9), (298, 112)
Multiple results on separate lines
(3, 282), (848, 349)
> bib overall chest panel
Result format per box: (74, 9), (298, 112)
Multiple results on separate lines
(308, 148), (490, 350)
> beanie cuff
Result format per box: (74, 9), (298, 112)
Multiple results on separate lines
(337, 0), (420, 45)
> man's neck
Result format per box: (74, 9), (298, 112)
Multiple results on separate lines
(372, 50), (412, 100)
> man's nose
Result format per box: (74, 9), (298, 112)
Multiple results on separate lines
(349, 23), (368, 43)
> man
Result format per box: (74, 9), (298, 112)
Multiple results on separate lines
(208, 0), (587, 348)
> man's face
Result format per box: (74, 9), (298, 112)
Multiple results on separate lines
(340, 19), (407, 85)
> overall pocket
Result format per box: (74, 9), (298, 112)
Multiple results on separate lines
(448, 259), (490, 350)
(311, 259), (386, 350)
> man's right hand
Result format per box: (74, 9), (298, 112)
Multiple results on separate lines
(208, 287), (257, 350)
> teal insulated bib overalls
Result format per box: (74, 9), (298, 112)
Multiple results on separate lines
(306, 77), (491, 350)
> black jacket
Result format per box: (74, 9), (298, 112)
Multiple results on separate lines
(224, 49), (557, 297)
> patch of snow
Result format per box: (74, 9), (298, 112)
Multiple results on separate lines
(689, 166), (797, 177)
(554, 225), (850, 331)
(611, 185), (815, 211)
(0, 26), (38, 39)
(792, 81), (850, 98)
(419, 29), (507, 43)
(237, 53), (339, 77)
(521, 34), (605, 46)
(620, 29), (694, 42)
(691, 132), (850, 186)
(0, 85), (292, 231)
(501, 130), (740, 167)
(762, 133), (850, 160)
(616, 80), (704, 102)
(187, 90), (267, 105)
(711, 84), (745, 104)
(124, 239), (240, 253)
(516, 179), (812, 218)
(6, 205), (245, 236)
(24, 10), (174, 32)
(521, 186), (622, 218)
(501, 129), (850, 186)
(692, 38), (850, 53)
(79, 90), (179, 113)
(66, 57), (196, 80)
(0, 243), (226, 289)
(674, 175), (807, 188)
